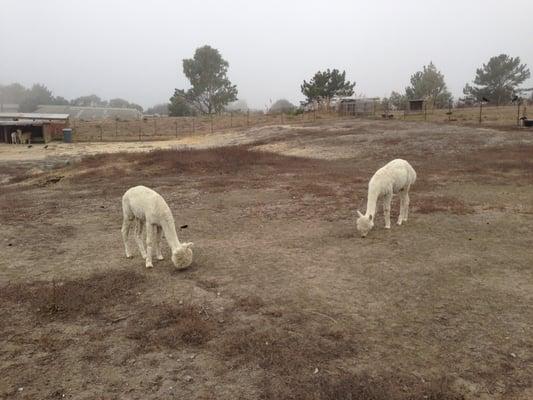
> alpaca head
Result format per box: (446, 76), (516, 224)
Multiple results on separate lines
(356, 211), (374, 238)
(172, 242), (194, 269)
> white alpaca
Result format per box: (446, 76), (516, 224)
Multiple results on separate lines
(121, 185), (193, 269)
(10, 131), (18, 144)
(17, 130), (31, 144)
(356, 159), (416, 238)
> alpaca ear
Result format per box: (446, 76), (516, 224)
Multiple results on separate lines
(357, 210), (364, 218)
(183, 242), (194, 249)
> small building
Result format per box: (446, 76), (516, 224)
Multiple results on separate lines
(35, 105), (142, 120)
(408, 99), (425, 112)
(338, 98), (376, 116)
(0, 113), (69, 143)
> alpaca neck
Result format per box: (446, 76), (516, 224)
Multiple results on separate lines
(365, 185), (379, 218)
(160, 217), (180, 252)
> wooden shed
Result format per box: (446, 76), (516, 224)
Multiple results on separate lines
(408, 99), (425, 112)
(0, 113), (69, 143)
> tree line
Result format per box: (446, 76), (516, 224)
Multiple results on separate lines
(167, 47), (531, 116)
(2, 49), (530, 117)
(0, 83), (143, 113)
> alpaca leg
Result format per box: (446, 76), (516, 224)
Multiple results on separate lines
(403, 192), (410, 222)
(145, 223), (155, 268)
(383, 193), (392, 229)
(155, 226), (164, 260)
(134, 220), (147, 259)
(121, 217), (134, 258)
(398, 191), (407, 225)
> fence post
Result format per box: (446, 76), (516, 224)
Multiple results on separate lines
(153, 118), (157, 136)
(247, 110), (250, 127)
(230, 112), (233, 128)
(139, 124), (142, 141)
(175, 119), (178, 137)
(424, 103), (427, 121)
(210, 114), (213, 133)
(479, 101), (483, 124)
(192, 117), (195, 133)
(99, 125), (103, 141)
(314, 109), (316, 121)
(115, 120), (118, 138)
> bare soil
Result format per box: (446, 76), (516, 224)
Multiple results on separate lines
(1, 119), (532, 399)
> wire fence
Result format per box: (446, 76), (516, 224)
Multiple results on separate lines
(69, 103), (531, 142)
(70, 111), (339, 142)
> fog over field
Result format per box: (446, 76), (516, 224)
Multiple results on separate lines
(1, 0), (533, 108)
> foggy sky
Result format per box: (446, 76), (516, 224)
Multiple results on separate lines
(2, 0), (532, 110)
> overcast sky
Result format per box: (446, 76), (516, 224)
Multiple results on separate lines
(1, 0), (532, 110)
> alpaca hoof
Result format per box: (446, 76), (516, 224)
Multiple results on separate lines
(145, 263), (153, 269)
(126, 254), (133, 259)
(385, 225), (391, 229)
(157, 255), (164, 261)
(397, 221), (402, 226)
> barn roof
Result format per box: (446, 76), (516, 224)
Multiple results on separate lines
(35, 105), (142, 120)
(0, 112), (70, 120)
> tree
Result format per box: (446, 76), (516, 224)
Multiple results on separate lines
(52, 96), (70, 105)
(169, 89), (194, 116)
(180, 45), (238, 114)
(269, 99), (296, 114)
(19, 83), (54, 112)
(70, 95), (107, 107)
(145, 103), (169, 115)
(108, 98), (143, 112)
(301, 69), (355, 108)
(389, 91), (407, 110)
(463, 54), (531, 105)
(0, 83), (28, 104)
(405, 62), (452, 107)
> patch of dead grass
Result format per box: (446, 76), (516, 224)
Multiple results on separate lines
(414, 195), (473, 215)
(126, 303), (215, 350)
(0, 270), (145, 320)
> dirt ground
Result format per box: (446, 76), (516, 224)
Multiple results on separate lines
(1, 119), (532, 400)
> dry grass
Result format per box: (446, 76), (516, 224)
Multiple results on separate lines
(126, 303), (215, 350)
(221, 324), (463, 400)
(414, 195), (473, 215)
(0, 270), (145, 320)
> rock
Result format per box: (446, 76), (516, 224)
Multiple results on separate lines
(510, 352), (517, 358)
(313, 368), (319, 374)
(184, 375), (193, 382)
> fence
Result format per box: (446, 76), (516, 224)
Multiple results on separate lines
(70, 111), (338, 142)
(69, 103), (530, 142)
(397, 104), (529, 127)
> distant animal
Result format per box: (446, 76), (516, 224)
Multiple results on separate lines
(17, 130), (32, 145)
(10, 131), (18, 144)
(121, 185), (193, 269)
(356, 159), (417, 238)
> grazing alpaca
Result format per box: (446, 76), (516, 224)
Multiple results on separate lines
(121, 185), (193, 269)
(17, 130), (32, 144)
(356, 159), (416, 238)
(10, 131), (18, 144)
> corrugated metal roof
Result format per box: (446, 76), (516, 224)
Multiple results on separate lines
(36, 105), (142, 120)
(0, 112), (70, 120)
(0, 119), (46, 126)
